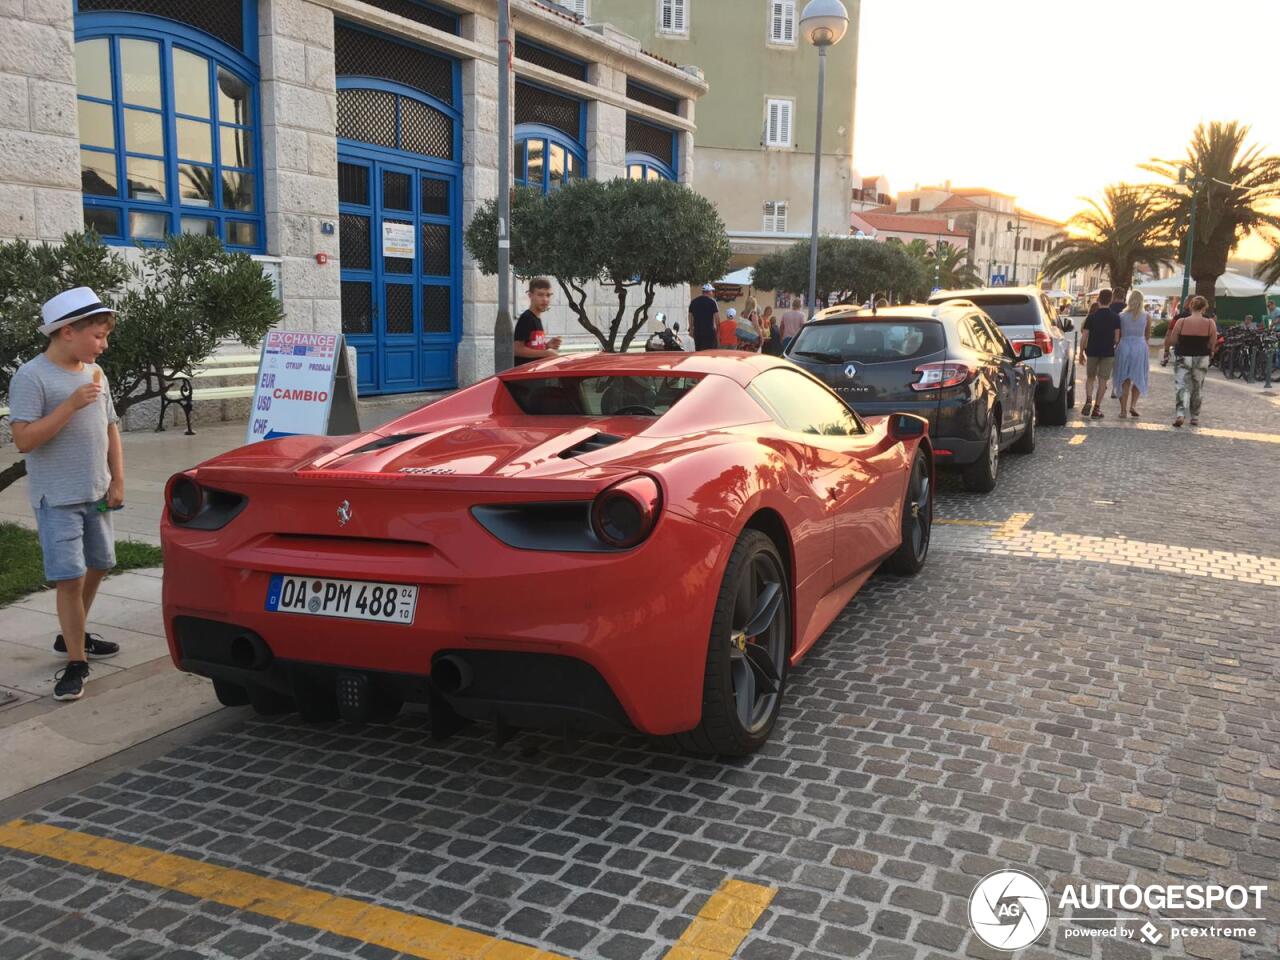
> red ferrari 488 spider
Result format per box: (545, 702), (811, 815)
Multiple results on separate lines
(162, 351), (932, 755)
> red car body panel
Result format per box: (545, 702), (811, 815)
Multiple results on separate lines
(161, 352), (927, 735)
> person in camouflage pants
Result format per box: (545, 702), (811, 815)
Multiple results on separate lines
(1162, 295), (1217, 427)
(1172, 355), (1210, 423)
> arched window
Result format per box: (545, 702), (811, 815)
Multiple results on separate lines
(513, 81), (585, 194)
(625, 116), (678, 182)
(75, 16), (263, 249)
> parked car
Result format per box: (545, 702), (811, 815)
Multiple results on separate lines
(785, 302), (1040, 492)
(161, 352), (933, 756)
(927, 287), (1075, 425)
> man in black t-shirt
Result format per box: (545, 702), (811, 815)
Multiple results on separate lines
(514, 277), (562, 365)
(688, 284), (720, 350)
(1079, 288), (1121, 418)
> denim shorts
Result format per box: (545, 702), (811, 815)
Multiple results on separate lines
(34, 497), (116, 581)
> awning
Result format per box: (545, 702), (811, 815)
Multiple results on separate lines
(715, 267), (755, 286)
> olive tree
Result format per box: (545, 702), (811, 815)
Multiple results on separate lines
(465, 178), (732, 352)
(752, 236), (928, 308)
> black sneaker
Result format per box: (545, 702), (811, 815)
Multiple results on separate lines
(53, 632), (120, 659)
(53, 661), (91, 701)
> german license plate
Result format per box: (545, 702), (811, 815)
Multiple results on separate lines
(265, 574), (417, 625)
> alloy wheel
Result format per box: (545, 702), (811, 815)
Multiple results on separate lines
(728, 553), (788, 734)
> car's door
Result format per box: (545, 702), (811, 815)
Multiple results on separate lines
(973, 314), (1025, 434)
(749, 369), (898, 586)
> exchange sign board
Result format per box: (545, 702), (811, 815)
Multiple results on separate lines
(245, 331), (360, 444)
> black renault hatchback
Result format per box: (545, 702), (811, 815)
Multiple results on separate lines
(785, 302), (1041, 492)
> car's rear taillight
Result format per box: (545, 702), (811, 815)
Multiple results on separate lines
(911, 362), (973, 391)
(166, 473), (203, 523)
(591, 476), (662, 549)
(1035, 330), (1053, 354)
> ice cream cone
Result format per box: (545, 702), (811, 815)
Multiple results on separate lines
(92, 366), (102, 386)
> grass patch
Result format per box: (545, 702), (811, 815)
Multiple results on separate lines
(0, 522), (163, 607)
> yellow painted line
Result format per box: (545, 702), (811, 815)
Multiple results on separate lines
(935, 518), (1003, 528)
(1, 820), (778, 960)
(0, 819), (571, 960)
(661, 878), (777, 960)
(993, 513), (1033, 540)
(1068, 434), (1086, 445)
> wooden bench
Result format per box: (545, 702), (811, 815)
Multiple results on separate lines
(159, 353), (260, 435)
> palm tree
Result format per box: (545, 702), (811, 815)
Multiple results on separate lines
(1040, 184), (1175, 291)
(927, 242), (982, 289)
(1260, 245), (1280, 287)
(1143, 121), (1280, 305)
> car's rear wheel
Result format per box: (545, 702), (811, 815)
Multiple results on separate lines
(212, 678), (250, 707)
(1011, 401), (1036, 454)
(962, 419), (1000, 493)
(882, 449), (931, 575)
(1040, 372), (1070, 426)
(676, 530), (790, 757)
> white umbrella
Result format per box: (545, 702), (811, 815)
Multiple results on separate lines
(1137, 270), (1276, 298)
(715, 267), (755, 286)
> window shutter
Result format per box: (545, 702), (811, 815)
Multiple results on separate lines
(778, 201), (787, 231)
(783, 1), (794, 41)
(778, 101), (791, 145)
(673, 0), (685, 33)
(661, 0), (672, 31)
(770, 1), (784, 41)
(568, 0), (586, 14)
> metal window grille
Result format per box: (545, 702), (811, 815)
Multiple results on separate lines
(350, 0), (457, 34)
(399, 97), (454, 159)
(423, 285), (451, 334)
(382, 170), (412, 211)
(342, 281), (373, 334)
(384, 284), (414, 333)
(77, 0), (244, 50)
(626, 81), (679, 115)
(515, 82), (581, 141)
(421, 223), (450, 277)
(421, 177), (448, 215)
(340, 213), (371, 269)
(626, 117), (673, 168)
(335, 24), (454, 105)
(515, 39), (587, 81)
(339, 162), (370, 205)
(768, 0), (795, 43)
(337, 88), (397, 149)
(764, 98), (792, 146)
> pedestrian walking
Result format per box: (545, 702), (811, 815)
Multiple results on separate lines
(1267, 297), (1280, 330)
(7, 287), (125, 702)
(513, 277), (562, 364)
(739, 297), (763, 351)
(1078, 288), (1121, 418)
(779, 297), (805, 352)
(760, 306), (783, 355)
(1113, 289), (1151, 418)
(1162, 294), (1217, 427)
(719, 307), (741, 348)
(688, 283), (720, 351)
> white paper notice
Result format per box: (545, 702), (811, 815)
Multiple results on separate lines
(382, 221), (415, 259)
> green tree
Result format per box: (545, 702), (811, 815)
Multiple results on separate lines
(1259, 245), (1280, 287)
(752, 236), (927, 307)
(1142, 121), (1280, 305)
(1, 232), (281, 494)
(1040, 184), (1175, 291)
(896, 238), (982, 293)
(465, 179), (731, 352)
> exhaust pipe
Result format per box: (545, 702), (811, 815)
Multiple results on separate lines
(432, 654), (473, 695)
(229, 633), (271, 670)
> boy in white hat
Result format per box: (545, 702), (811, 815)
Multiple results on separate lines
(8, 287), (125, 702)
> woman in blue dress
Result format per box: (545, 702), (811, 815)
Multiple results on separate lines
(1113, 289), (1151, 417)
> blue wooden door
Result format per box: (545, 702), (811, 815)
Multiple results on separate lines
(339, 150), (459, 395)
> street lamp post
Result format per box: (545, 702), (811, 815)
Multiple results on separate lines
(799, 0), (849, 319)
(1007, 211), (1025, 286)
(1178, 166), (1200, 306)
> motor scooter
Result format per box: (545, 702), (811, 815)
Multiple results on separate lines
(644, 312), (687, 352)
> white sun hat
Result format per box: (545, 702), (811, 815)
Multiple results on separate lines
(39, 286), (114, 337)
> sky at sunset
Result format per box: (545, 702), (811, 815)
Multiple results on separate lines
(853, 0), (1280, 259)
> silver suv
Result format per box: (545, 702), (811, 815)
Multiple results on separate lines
(927, 287), (1075, 425)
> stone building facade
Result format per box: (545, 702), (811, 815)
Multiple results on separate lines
(0, 0), (705, 403)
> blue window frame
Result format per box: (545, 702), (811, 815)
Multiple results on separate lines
(514, 125), (587, 194)
(626, 157), (677, 182)
(74, 11), (264, 251)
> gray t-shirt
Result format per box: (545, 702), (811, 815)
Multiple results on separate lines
(9, 353), (119, 509)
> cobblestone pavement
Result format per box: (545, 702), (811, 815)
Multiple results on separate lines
(2, 363), (1278, 960)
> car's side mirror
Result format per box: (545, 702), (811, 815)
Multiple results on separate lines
(887, 413), (928, 442)
(1018, 344), (1044, 361)
(1059, 317), (1074, 332)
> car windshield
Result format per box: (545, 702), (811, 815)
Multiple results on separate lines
(505, 375), (701, 416)
(941, 295), (1039, 327)
(789, 320), (945, 363)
